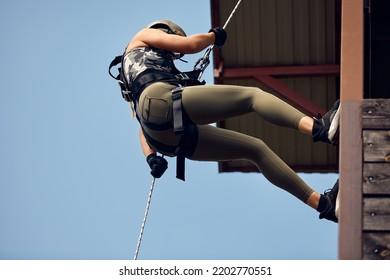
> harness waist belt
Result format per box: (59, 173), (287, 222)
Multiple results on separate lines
(131, 70), (203, 101)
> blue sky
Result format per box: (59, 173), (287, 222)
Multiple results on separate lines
(0, 0), (338, 260)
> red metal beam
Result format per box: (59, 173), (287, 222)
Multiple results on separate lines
(214, 64), (340, 116)
(211, 0), (220, 27)
(211, 0), (223, 68)
(254, 75), (326, 116)
(219, 161), (338, 173)
(215, 64), (340, 79)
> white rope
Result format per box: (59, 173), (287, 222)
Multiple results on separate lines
(223, 0), (243, 29)
(133, 177), (156, 260)
(211, 0), (243, 52)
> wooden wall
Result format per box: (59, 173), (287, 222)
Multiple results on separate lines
(362, 99), (390, 260)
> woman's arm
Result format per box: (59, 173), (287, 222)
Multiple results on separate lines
(127, 28), (216, 54)
(139, 128), (155, 157)
(139, 128), (168, 178)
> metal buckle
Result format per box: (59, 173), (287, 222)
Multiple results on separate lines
(121, 90), (132, 102)
(172, 85), (184, 100)
(176, 73), (190, 80)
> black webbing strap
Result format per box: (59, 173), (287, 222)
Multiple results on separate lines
(176, 155), (185, 181)
(108, 54), (134, 102)
(172, 85), (185, 135)
(108, 55), (123, 80)
(172, 85), (186, 181)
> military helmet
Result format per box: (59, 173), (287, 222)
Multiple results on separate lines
(146, 20), (187, 37)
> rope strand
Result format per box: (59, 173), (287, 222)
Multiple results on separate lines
(133, 177), (156, 260)
(223, 0), (242, 29)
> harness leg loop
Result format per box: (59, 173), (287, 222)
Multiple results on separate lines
(172, 85), (185, 135)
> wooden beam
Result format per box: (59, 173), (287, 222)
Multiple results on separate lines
(362, 99), (390, 260)
(338, 0), (364, 260)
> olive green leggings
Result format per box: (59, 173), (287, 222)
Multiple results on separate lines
(139, 82), (314, 203)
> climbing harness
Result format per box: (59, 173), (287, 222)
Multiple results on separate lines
(109, 50), (202, 181)
(133, 177), (156, 260)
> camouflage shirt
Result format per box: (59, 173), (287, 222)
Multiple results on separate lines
(123, 47), (178, 85)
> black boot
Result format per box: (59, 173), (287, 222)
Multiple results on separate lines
(312, 99), (340, 145)
(318, 179), (339, 223)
